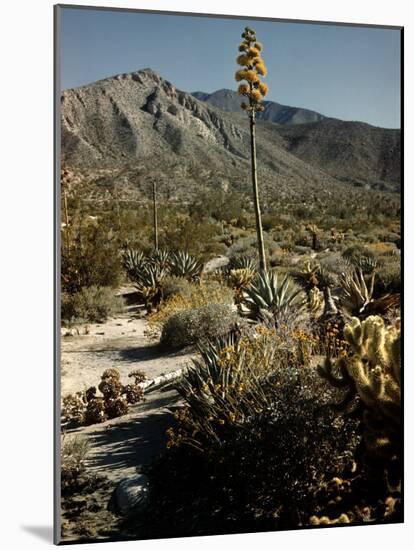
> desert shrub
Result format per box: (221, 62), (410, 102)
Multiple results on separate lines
(61, 286), (124, 324)
(268, 247), (292, 268)
(162, 275), (194, 301)
(342, 244), (376, 268)
(61, 435), (90, 493)
(160, 303), (239, 349)
(142, 333), (360, 536)
(149, 279), (233, 329)
(61, 224), (122, 293)
(161, 218), (223, 259)
(374, 256), (401, 295)
(261, 213), (279, 231)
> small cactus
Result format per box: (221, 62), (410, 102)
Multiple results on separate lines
(319, 315), (401, 459)
(308, 287), (323, 317)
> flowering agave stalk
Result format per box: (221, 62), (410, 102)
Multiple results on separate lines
(235, 26), (269, 271)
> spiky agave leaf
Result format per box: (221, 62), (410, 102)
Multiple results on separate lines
(122, 247), (146, 281)
(340, 267), (375, 315)
(228, 255), (257, 271)
(149, 249), (171, 270)
(170, 251), (203, 280)
(242, 270), (306, 321)
(134, 263), (167, 308)
(175, 330), (245, 411)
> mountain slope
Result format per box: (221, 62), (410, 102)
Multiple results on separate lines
(276, 120), (401, 191)
(61, 68), (346, 202)
(61, 68), (400, 201)
(192, 89), (327, 125)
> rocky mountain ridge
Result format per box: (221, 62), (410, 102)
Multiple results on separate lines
(61, 68), (401, 200)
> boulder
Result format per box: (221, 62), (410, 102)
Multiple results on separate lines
(108, 474), (150, 517)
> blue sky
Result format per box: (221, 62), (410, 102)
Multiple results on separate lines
(59, 7), (401, 128)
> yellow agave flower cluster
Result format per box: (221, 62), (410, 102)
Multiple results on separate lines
(235, 26), (269, 112)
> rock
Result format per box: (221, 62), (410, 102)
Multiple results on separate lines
(108, 474), (150, 517)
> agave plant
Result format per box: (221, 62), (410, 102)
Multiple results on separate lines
(340, 267), (375, 315)
(197, 330), (241, 369)
(170, 251), (203, 280)
(228, 255), (257, 271)
(134, 263), (167, 312)
(184, 337), (240, 395)
(340, 267), (399, 318)
(122, 247), (146, 281)
(149, 249), (171, 271)
(344, 254), (378, 275)
(242, 270), (306, 323)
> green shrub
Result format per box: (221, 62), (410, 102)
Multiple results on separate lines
(374, 256), (401, 295)
(160, 303), (239, 349)
(61, 286), (124, 324)
(162, 276), (194, 301)
(61, 224), (122, 293)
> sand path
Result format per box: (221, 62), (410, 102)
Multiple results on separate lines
(61, 286), (195, 482)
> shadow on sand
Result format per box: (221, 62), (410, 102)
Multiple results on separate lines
(119, 344), (189, 363)
(88, 394), (179, 476)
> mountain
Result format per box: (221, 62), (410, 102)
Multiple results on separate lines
(61, 68), (400, 202)
(276, 120), (401, 191)
(192, 89), (327, 125)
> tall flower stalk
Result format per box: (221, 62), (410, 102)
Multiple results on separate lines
(152, 179), (159, 251)
(235, 26), (269, 271)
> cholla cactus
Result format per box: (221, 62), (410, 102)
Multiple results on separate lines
(306, 224), (321, 251)
(228, 267), (256, 307)
(308, 287), (323, 317)
(319, 315), (401, 458)
(236, 27), (268, 271)
(293, 261), (320, 293)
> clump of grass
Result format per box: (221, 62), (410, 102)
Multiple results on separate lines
(61, 435), (90, 493)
